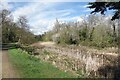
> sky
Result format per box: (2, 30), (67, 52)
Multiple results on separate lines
(1, 0), (113, 35)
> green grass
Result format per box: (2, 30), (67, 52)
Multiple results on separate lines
(8, 49), (77, 78)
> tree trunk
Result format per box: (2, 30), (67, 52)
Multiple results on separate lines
(89, 27), (95, 41)
(113, 23), (117, 42)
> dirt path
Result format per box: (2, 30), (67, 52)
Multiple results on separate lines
(0, 50), (2, 79)
(2, 50), (20, 78)
(31, 41), (55, 47)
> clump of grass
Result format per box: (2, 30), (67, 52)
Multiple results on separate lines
(43, 50), (50, 55)
(8, 49), (76, 78)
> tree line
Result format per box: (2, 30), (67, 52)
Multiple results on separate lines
(1, 9), (37, 45)
(42, 14), (119, 48)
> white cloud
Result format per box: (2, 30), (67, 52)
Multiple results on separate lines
(2, 0), (96, 2)
(0, 0), (13, 10)
(71, 16), (83, 22)
(83, 5), (89, 8)
(30, 19), (55, 35)
(58, 16), (83, 22)
(83, 8), (94, 12)
(12, 2), (45, 21)
(11, 2), (77, 35)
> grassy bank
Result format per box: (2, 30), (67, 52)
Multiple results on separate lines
(8, 49), (76, 78)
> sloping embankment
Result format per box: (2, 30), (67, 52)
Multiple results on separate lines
(32, 42), (119, 78)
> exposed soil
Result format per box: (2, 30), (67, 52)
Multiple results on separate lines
(0, 50), (2, 79)
(2, 50), (20, 78)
